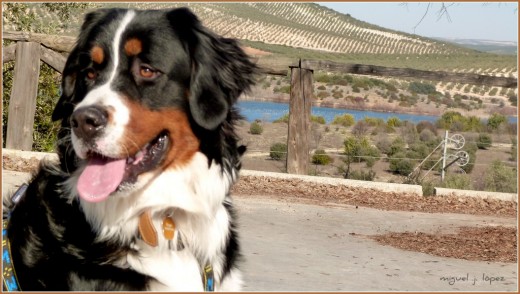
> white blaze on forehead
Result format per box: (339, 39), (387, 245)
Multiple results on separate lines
(106, 10), (136, 85)
(76, 10), (136, 109)
(72, 10), (136, 158)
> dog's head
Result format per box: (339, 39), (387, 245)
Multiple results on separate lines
(52, 8), (256, 203)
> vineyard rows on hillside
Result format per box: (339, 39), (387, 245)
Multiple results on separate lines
(3, 2), (517, 99)
(3, 2), (499, 57)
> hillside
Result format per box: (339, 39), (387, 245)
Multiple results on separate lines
(4, 2), (516, 73)
(182, 2), (466, 55)
(3, 2), (517, 115)
(1, 2), (506, 56)
(7, 2), (471, 56)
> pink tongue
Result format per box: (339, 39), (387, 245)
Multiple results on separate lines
(77, 156), (127, 203)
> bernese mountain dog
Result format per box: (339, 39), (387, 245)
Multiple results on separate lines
(3, 7), (257, 291)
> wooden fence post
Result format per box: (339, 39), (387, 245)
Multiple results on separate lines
(287, 59), (313, 175)
(6, 42), (41, 150)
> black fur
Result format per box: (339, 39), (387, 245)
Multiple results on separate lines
(6, 163), (149, 290)
(5, 7), (257, 291)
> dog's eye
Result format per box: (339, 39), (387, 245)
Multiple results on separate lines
(86, 69), (97, 80)
(139, 66), (159, 79)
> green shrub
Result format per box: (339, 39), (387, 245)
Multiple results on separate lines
(314, 72), (333, 83)
(273, 85), (291, 94)
(484, 160), (517, 193)
(352, 120), (370, 137)
(508, 94), (517, 106)
(273, 113), (289, 123)
(317, 85), (326, 90)
(476, 133), (492, 149)
(511, 139), (517, 162)
(408, 81), (437, 95)
(347, 170), (376, 181)
(436, 111), (465, 130)
(363, 145), (380, 168)
(416, 121), (437, 135)
(388, 137), (406, 157)
(409, 142), (430, 159)
(311, 115), (326, 124)
(363, 117), (385, 127)
(249, 121), (263, 135)
(487, 113), (507, 130)
(332, 114), (355, 127)
(332, 91), (343, 99)
(442, 174), (472, 190)
(386, 116), (402, 128)
(419, 129), (436, 142)
(421, 181), (436, 196)
(376, 137), (392, 155)
(316, 91), (329, 99)
(342, 136), (379, 168)
(465, 116), (484, 132)
(312, 149), (332, 165)
(389, 152), (414, 176)
(269, 143), (287, 161)
(460, 142), (477, 174)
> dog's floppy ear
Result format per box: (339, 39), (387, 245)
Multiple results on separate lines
(51, 48), (79, 121)
(168, 8), (258, 130)
(52, 9), (113, 121)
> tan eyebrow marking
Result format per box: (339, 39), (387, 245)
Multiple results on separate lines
(124, 38), (143, 56)
(90, 45), (105, 64)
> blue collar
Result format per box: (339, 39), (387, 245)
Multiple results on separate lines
(3, 219), (20, 291)
(203, 264), (214, 291)
(3, 183), (27, 292)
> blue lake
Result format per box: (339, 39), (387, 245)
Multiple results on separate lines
(237, 101), (518, 124)
(237, 101), (439, 124)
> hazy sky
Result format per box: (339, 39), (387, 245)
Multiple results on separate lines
(319, 2), (518, 42)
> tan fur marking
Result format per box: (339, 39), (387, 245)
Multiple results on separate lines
(122, 99), (200, 170)
(124, 38), (143, 56)
(90, 46), (104, 64)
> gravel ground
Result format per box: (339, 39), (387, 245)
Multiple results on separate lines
(3, 154), (518, 263)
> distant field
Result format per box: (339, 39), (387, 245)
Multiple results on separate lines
(243, 39), (517, 73)
(7, 2), (514, 73)
(4, 2), (517, 103)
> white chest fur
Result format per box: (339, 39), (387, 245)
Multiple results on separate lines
(65, 152), (241, 290)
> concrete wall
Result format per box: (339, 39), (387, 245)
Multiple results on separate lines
(435, 187), (517, 203)
(240, 170), (423, 195)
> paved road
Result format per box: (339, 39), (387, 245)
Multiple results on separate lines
(3, 171), (517, 291)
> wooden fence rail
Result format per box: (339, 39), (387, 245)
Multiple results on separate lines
(2, 31), (518, 173)
(300, 60), (517, 88)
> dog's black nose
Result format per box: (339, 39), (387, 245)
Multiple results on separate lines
(71, 106), (108, 140)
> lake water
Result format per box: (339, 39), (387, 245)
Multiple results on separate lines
(237, 101), (518, 124)
(237, 101), (439, 124)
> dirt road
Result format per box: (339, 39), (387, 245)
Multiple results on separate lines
(235, 196), (516, 291)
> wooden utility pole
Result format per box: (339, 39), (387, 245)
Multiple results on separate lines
(287, 59), (313, 175)
(6, 42), (41, 150)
